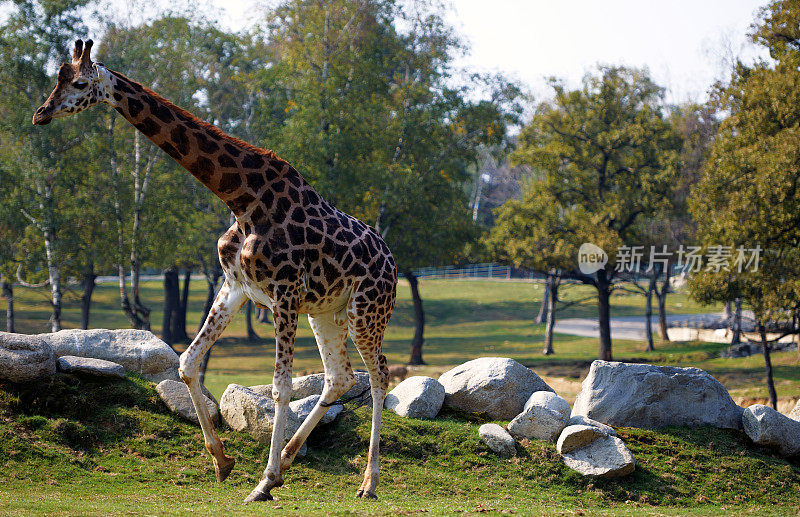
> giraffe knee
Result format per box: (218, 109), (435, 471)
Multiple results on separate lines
(325, 370), (355, 400)
(272, 376), (292, 404)
(178, 351), (198, 383)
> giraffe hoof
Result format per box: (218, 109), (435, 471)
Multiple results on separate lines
(355, 489), (377, 499)
(244, 488), (273, 503)
(214, 455), (236, 482)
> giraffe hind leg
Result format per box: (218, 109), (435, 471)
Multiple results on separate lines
(348, 299), (391, 499)
(178, 279), (246, 482)
(280, 311), (354, 472)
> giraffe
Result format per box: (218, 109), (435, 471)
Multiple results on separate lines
(34, 39), (397, 502)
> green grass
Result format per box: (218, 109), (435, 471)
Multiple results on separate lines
(1, 374), (798, 515)
(2, 278), (798, 405)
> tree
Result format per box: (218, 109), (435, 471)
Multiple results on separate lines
(488, 179), (581, 356)
(690, 0), (800, 409)
(509, 66), (679, 360)
(258, 0), (519, 364)
(0, 0), (97, 332)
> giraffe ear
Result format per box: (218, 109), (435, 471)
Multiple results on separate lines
(72, 39), (84, 63)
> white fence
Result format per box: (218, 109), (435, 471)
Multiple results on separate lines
(408, 263), (536, 280)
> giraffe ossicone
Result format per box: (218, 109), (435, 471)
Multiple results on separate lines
(34, 39), (398, 502)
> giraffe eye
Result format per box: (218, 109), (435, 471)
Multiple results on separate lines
(72, 80), (88, 90)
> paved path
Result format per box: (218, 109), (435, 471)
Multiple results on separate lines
(554, 313), (726, 341)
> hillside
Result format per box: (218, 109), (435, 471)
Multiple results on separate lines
(1, 373), (798, 516)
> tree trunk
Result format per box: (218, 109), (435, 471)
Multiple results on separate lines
(42, 227), (62, 333)
(597, 270), (613, 361)
(758, 323), (778, 410)
(80, 264), (97, 330)
(645, 272), (656, 351)
(162, 267), (179, 346)
(407, 270), (425, 365)
(109, 116), (146, 330)
(535, 279), (550, 325)
(171, 269), (190, 342)
(246, 300), (259, 341)
(731, 298), (742, 345)
(542, 274), (559, 355)
(199, 268), (222, 333)
(257, 307), (272, 325)
(2, 280), (13, 333)
(655, 262), (670, 341)
(199, 350), (211, 385)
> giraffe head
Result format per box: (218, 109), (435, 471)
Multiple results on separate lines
(33, 39), (109, 125)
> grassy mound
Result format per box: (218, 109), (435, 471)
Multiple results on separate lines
(0, 374), (798, 516)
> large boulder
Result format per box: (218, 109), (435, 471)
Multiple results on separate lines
(221, 385), (341, 446)
(220, 384), (298, 444)
(0, 332), (56, 382)
(56, 355), (125, 378)
(156, 379), (219, 425)
(289, 395), (342, 425)
(41, 329), (179, 383)
(571, 360), (743, 429)
(252, 371), (373, 405)
(742, 404), (800, 457)
(560, 434), (635, 478)
(384, 376), (445, 419)
(478, 423), (516, 457)
(438, 357), (553, 420)
(507, 391), (571, 441)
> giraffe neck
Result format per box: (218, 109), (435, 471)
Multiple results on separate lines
(103, 67), (284, 218)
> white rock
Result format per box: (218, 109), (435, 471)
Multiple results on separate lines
(384, 376), (445, 419)
(290, 373), (325, 400)
(156, 380), (219, 425)
(438, 357), (553, 420)
(220, 384), (299, 444)
(57, 355), (125, 378)
(289, 394), (342, 425)
(0, 332), (56, 382)
(789, 399), (800, 421)
(219, 384), (349, 445)
(743, 404), (800, 457)
(557, 424), (606, 454)
(507, 391), (571, 441)
(572, 360), (743, 429)
(478, 423), (516, 457)
(567, 415), (617, 437)
(42, 329), (179, 383)
(253, 371), (373, 405)
(561, 435), (635, 478)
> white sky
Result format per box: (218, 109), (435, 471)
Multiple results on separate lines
(2, 0), (767, 104)
(208, 0), (770, 104)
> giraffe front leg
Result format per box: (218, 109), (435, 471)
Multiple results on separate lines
(179, 279), (245, 482)
(245, 303), (298, 503)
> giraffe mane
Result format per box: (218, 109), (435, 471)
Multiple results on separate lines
(109, 69), (281, 161)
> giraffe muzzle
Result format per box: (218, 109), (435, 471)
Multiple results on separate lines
(32, 106), (53, 125)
